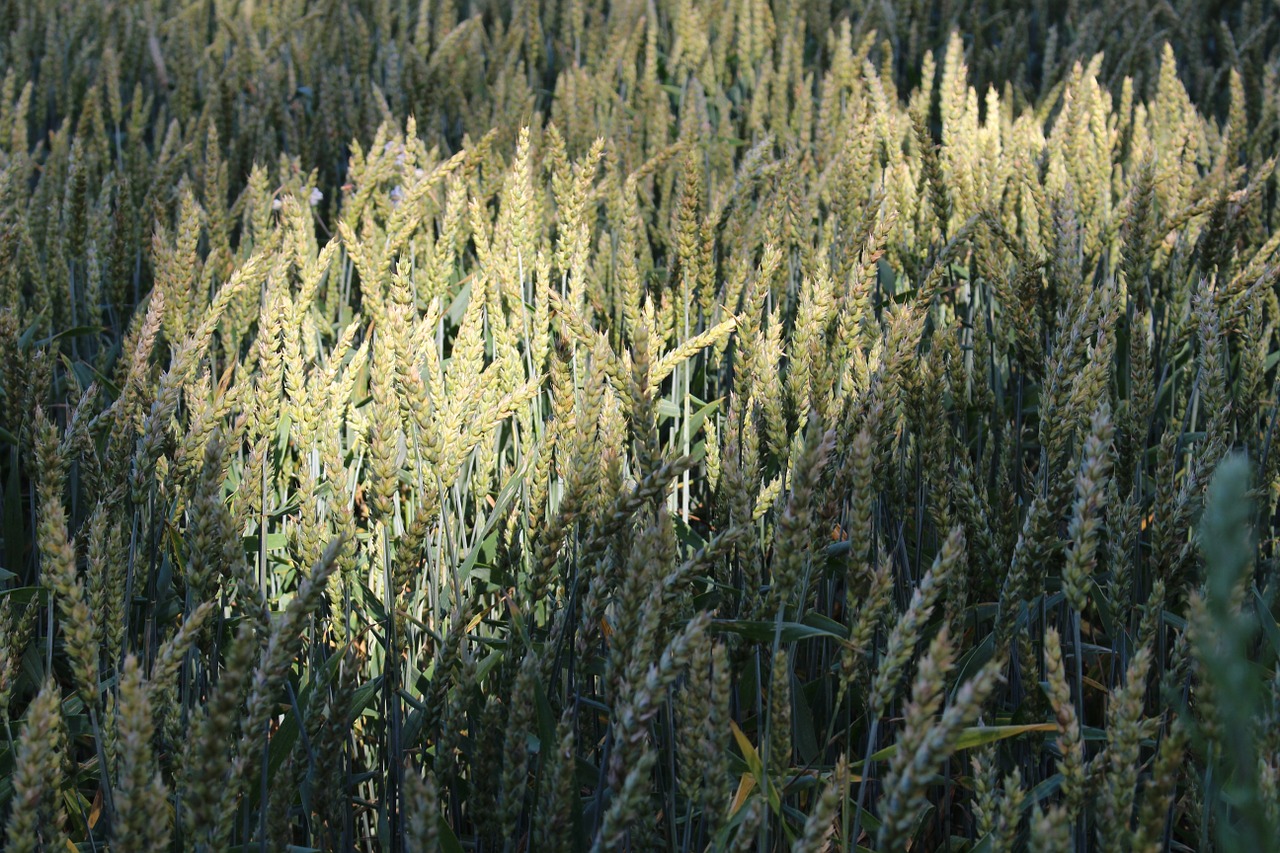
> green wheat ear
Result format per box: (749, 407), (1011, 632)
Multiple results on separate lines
(1193, 455), (1277, 849)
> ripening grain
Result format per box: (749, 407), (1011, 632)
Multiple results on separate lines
(1, 1), (1278, 851)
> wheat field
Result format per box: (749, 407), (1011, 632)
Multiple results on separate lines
(1, 1), (1279, 850)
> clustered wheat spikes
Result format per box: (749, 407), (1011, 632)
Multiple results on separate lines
(1, 1), (1279, 850)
